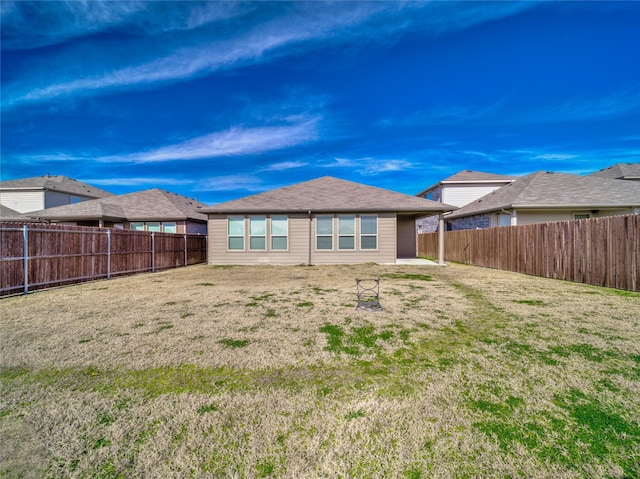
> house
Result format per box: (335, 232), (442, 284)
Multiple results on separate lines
(28, 188), (209, 234)
(416, 170), (516, 232)
(444, 171), (640, 230)
(0, 204), (39, 222)
(588, 163), (640, 181)
(201, 176), (455, 265)
(0, 175), (114, 213)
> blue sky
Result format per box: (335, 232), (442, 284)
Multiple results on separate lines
(1, 1), (639, 204)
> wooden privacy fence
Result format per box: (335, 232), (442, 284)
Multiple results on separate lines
(417, 215), (639, 292)
(0, 222), (207, 296)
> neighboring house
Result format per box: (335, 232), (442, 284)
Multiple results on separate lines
(0, 204), (39, 222)
(416, 170), (516, 232)
(444, 171), (640, 230)
(201, 176), (455, 265)
(588, 163), (640, 181)
(0, 175), (114, 213)
(28, 188), (209, 234)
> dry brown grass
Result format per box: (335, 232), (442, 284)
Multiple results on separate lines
(1, 263), (639, 478)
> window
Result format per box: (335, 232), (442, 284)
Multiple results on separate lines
(338, 215), (355, 250)
(249, 216), (266, 250)
(360, 215), (377, 249)
(271, 216), (288, 250)
(130, 222), (145, 231)
(147, 222), (161, 232)
(228, 216), (245, 250)
(316, 215), (333, 250)
(573, 213), (591, 220)
(163, 222), (177, 234)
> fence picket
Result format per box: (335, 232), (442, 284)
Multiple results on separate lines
(0, 222), (207, 296)
(418, 215), (639, 292)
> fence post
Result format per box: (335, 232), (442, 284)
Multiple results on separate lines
(107, 229), (111, 279)
(151, 232), (155, 273)
(23, 224), (29, 294)
(184, 234), (188, 266)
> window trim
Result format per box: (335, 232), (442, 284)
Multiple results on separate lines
(249, 215), (267, 250)
(270, 215), (288, 251)
(227, 216), (245, 251)
(360, 215), (378, 250)
(316, 215), (334, 250)
(338, 214), (355, 250)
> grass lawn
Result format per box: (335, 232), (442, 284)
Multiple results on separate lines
(1, 263), (639, 479)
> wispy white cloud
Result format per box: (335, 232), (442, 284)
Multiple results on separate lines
(2, 2), (537, 109)
(197, 174), (264, 192)
(323, 156), (414, 175)
(98, 117), (319, 163)
(260, 161), (308, 172)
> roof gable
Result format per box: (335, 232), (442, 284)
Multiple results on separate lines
(30, 189), (208, 222)
(0, 175), (114, 198)
(203, 176), (455, 214)
(442, 170), (517, 183)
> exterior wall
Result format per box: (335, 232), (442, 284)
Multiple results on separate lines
(515, 208), (635, 225)
(208, 212), (398, 265)
(396, 215), (417, 258)
(447, 214), (491, 231)
(0, 191), (45, 213)
(442, 183), (508, 208)
(45, 191), (73, 209)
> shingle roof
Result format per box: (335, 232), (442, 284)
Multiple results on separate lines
(29, 189), (208, 222)
(588, 163), (640, 180)
(0, 204), (39, 222)
(441, 170), (518, 183)
(447, 171), (640, 219)
(416, 170), (516, 196)
(0, 175), (114, 198)
(202, 176), (456, 215)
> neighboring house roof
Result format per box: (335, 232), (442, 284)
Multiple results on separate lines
(202, 176), (456, 215)
(0, 204), (39, 222)
(29, 189), (208, 222)
(0, 175), (114, 198)
(588, 163), (640, 180)
(447, 171), (640, 219)
(416, 170), (516, 196)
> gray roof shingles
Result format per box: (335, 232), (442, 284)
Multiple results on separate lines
(447, 171), (640, 219)
(588, 163), (640, 180)
(203, 176), (456, 214)
(30, 189), (208, 222)
(0, 175), (114, 198)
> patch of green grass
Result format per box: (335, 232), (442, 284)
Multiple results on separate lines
(163, 301), (178, 306)
(345, 409), (366, 420)
(197, 403), (219, 414)
(180, 312), (194, 319)
(264, 309), (277, 318)
(512, 299), (546, 306)
(256, 459), (275, 477)
(78, 338), (92, 344)
(604, 288), (640, 298)
(384, 273), (433, 282)
(296, 301), (314, 308)
(197, 282), (215, 286)
(92, 437), (111, 449)
(219, 338), (250, 349)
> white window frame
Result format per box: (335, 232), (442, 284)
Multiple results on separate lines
(270, 216), (288, 250)
(316, 215), (334, 250)
(249, 216), (266, 250)
(360, 215), (378, 250)
(162, 222), (177, 234)
(338, 215), (355, 250)
(227, 216), (245, 250)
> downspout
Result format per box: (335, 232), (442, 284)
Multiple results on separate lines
(308, 210), (312, 265)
